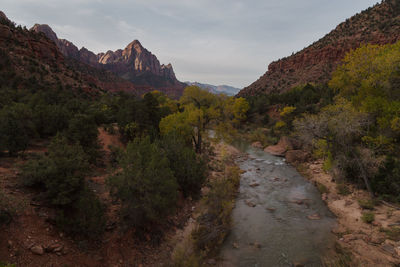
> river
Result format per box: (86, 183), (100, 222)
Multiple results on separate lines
(220, 140), (336, 267)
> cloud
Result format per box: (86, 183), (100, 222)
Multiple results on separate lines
(1, 0), (379, 87)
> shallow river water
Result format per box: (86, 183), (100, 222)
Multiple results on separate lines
(220, 141), (336, 267)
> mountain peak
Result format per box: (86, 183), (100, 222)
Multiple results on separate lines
(31, 24), (58, 43)
(131, 39), (141, 45)
(161, 63), (173, 69)
(0, 10), (10, 23)
(126, 39), (143, 50)
(29, 19), (185, 96)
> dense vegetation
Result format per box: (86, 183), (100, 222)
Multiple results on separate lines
(296, 42), (400, 200)
(160, 86), (249, 152)
(0, 69), (249, 244)
(107, 137), (178, 234)
(0, 83), (171, 237)
(247, 41), (400, 202)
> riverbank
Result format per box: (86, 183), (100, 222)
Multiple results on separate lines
(167, 142), (243, 266)
(297, 159), (400, 266)
(220, 138), (336, 266)
(248, 132), (400, 265)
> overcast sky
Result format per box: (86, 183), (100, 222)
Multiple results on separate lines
(2, 0), (378, 88)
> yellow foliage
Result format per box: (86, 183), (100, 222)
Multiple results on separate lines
(159, 111), (192, 143)
(391, 117), (400, 132)
(313, 139), (329, 159)
(330, 42), (400, 100)
(274, 121), (286, 129)
(161, 86), (249, 151)
(280, 106), (296, 117)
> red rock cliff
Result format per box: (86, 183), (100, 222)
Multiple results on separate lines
(238, 0), (400, 97)
(31, 24), (185, 96)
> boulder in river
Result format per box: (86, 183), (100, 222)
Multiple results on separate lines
(245, 200), (256, 207)
(294, 200), (304, 205)
(307, 214), (321, 220)
(264, 136), (293, 156)
(251, 141), (263, 149)
(250, 242), (262, 249)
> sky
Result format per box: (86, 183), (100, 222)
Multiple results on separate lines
(2, 0), (378, 88)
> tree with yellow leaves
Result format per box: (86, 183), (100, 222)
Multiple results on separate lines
(160, 86), (249, 153)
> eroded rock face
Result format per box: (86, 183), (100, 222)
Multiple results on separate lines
(30, 24), (185, 96)
(0, 13), (151, 97)
(264, 136), (293, 157)
(98, 40), (177, 80)
(31, 24), (58, 42)
(0, 11), (11, 24)
(285, 150), (310, 165)
(238, 0), (400, 97)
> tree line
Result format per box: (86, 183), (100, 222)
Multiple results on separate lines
(0, 81), (249, 240)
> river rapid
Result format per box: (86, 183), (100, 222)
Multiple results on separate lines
(220, 140), (336, 267)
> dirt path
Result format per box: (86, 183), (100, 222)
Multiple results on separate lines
(299, 160), (400, 266)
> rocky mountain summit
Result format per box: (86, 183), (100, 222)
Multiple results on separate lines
(31, 23), (185, 96)
(238, 0), (400, 97)
(0, 12), (147, 96)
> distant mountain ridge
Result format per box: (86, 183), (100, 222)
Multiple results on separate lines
(238, 0), (400, 97)
(30, 24), (186, 97)
(185, 82), (241, 96)
(0, 11), (170, 97)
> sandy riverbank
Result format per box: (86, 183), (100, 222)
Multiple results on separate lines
(298, 160), (400, 266)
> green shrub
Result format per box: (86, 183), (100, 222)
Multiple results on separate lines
(21, 135), (105, 239)
(172, 244), (201, 267)
(322, 153), (334, 172)
(313, 139), (329, 159)
(316, 182), (329, 194)
(361, 212), (375, 224)
(381, 227), (400, 241)
(67, 114), (101, 163)
(358, 199), (376, 210)
(323, 241), (353, 267)
(336, 183), (351, 196)
(0, 103), (35, 155)
(372, 156), (400, 202)
(107, 137), (178, 233)
(56, 189), (105, 239)
(161, 134), (207, 199)
(21, 135), (89, 206)
(32, 104), (70, 137)
(0, 188), (26, 225)
(108, 145), (123, 168)
(262, 114), (270, 125)
(247, 128), (277, 147)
